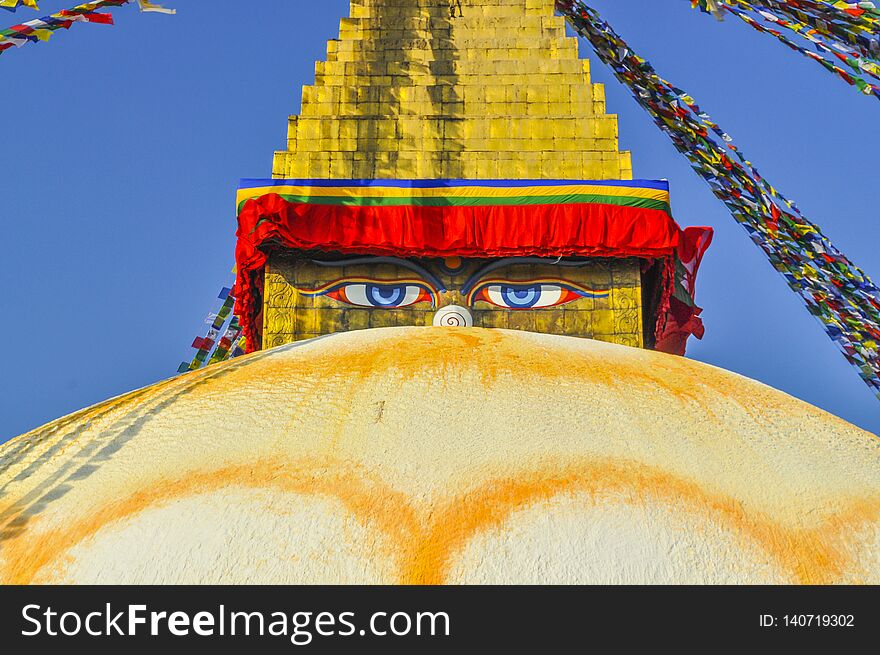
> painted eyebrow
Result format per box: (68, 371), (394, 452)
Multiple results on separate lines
(309, 256), (447, 291)
(461, 257), (598, 295)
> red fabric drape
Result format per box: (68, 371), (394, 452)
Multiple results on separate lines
(654, 227), (714, 354)
(233, 193), (711, 355)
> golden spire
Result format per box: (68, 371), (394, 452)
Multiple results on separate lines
(273, 0), (632, 180)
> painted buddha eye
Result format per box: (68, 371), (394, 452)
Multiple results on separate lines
(298, 279), (436, 308)
(469, 280), (609, 309)
(480, 284), (570, 309)
(331, 283), (431, 308)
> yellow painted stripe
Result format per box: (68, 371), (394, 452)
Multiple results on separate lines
(236, 184), (670, 206)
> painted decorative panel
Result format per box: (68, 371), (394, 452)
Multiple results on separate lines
(263, 252), (643, 348)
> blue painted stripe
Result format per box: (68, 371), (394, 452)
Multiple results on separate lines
(238, 178), (670, 192)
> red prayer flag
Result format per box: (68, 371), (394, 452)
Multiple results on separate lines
(82, 12), (114, 25)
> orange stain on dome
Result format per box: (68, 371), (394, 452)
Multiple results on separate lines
(191, 329), (844, 429)
(403, 463), (880, 585)
(0, 460), (419, 585)
(1, 458), (877, 585)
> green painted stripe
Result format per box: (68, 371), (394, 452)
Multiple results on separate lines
(238, 194), (671, 215)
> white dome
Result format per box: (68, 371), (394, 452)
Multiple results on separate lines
(1, 327), (877, 584)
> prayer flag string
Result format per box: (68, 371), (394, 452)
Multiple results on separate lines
(692, 1), (880, 99)
(0, 0), (173, 55)
(178, 285), (246, 374)
(557, 0), (880, 398)
(1, 0), (171, 10)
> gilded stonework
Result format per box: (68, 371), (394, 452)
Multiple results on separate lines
(272, 0), (632, 181)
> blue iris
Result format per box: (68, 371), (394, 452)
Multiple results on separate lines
(500, 285), (541, 308)
(366, 284), (406, 307)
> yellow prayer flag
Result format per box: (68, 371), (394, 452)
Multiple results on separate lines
(0, 0), (39, 11)
(137, 0), (175, 14)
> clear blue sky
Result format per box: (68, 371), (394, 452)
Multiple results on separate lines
(1, 0), (877, 441)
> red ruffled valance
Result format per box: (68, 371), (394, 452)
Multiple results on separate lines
(233, 192), (711, 354)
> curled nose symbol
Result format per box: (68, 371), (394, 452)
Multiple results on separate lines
(433, 305), (473, 327)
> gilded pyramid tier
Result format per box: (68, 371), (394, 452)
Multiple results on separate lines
(272, 0), (632, 180)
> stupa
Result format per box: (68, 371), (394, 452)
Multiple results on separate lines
(0, 0), (877, 584)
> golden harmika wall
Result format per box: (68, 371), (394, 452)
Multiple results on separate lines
(262, 255), (644, 350)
